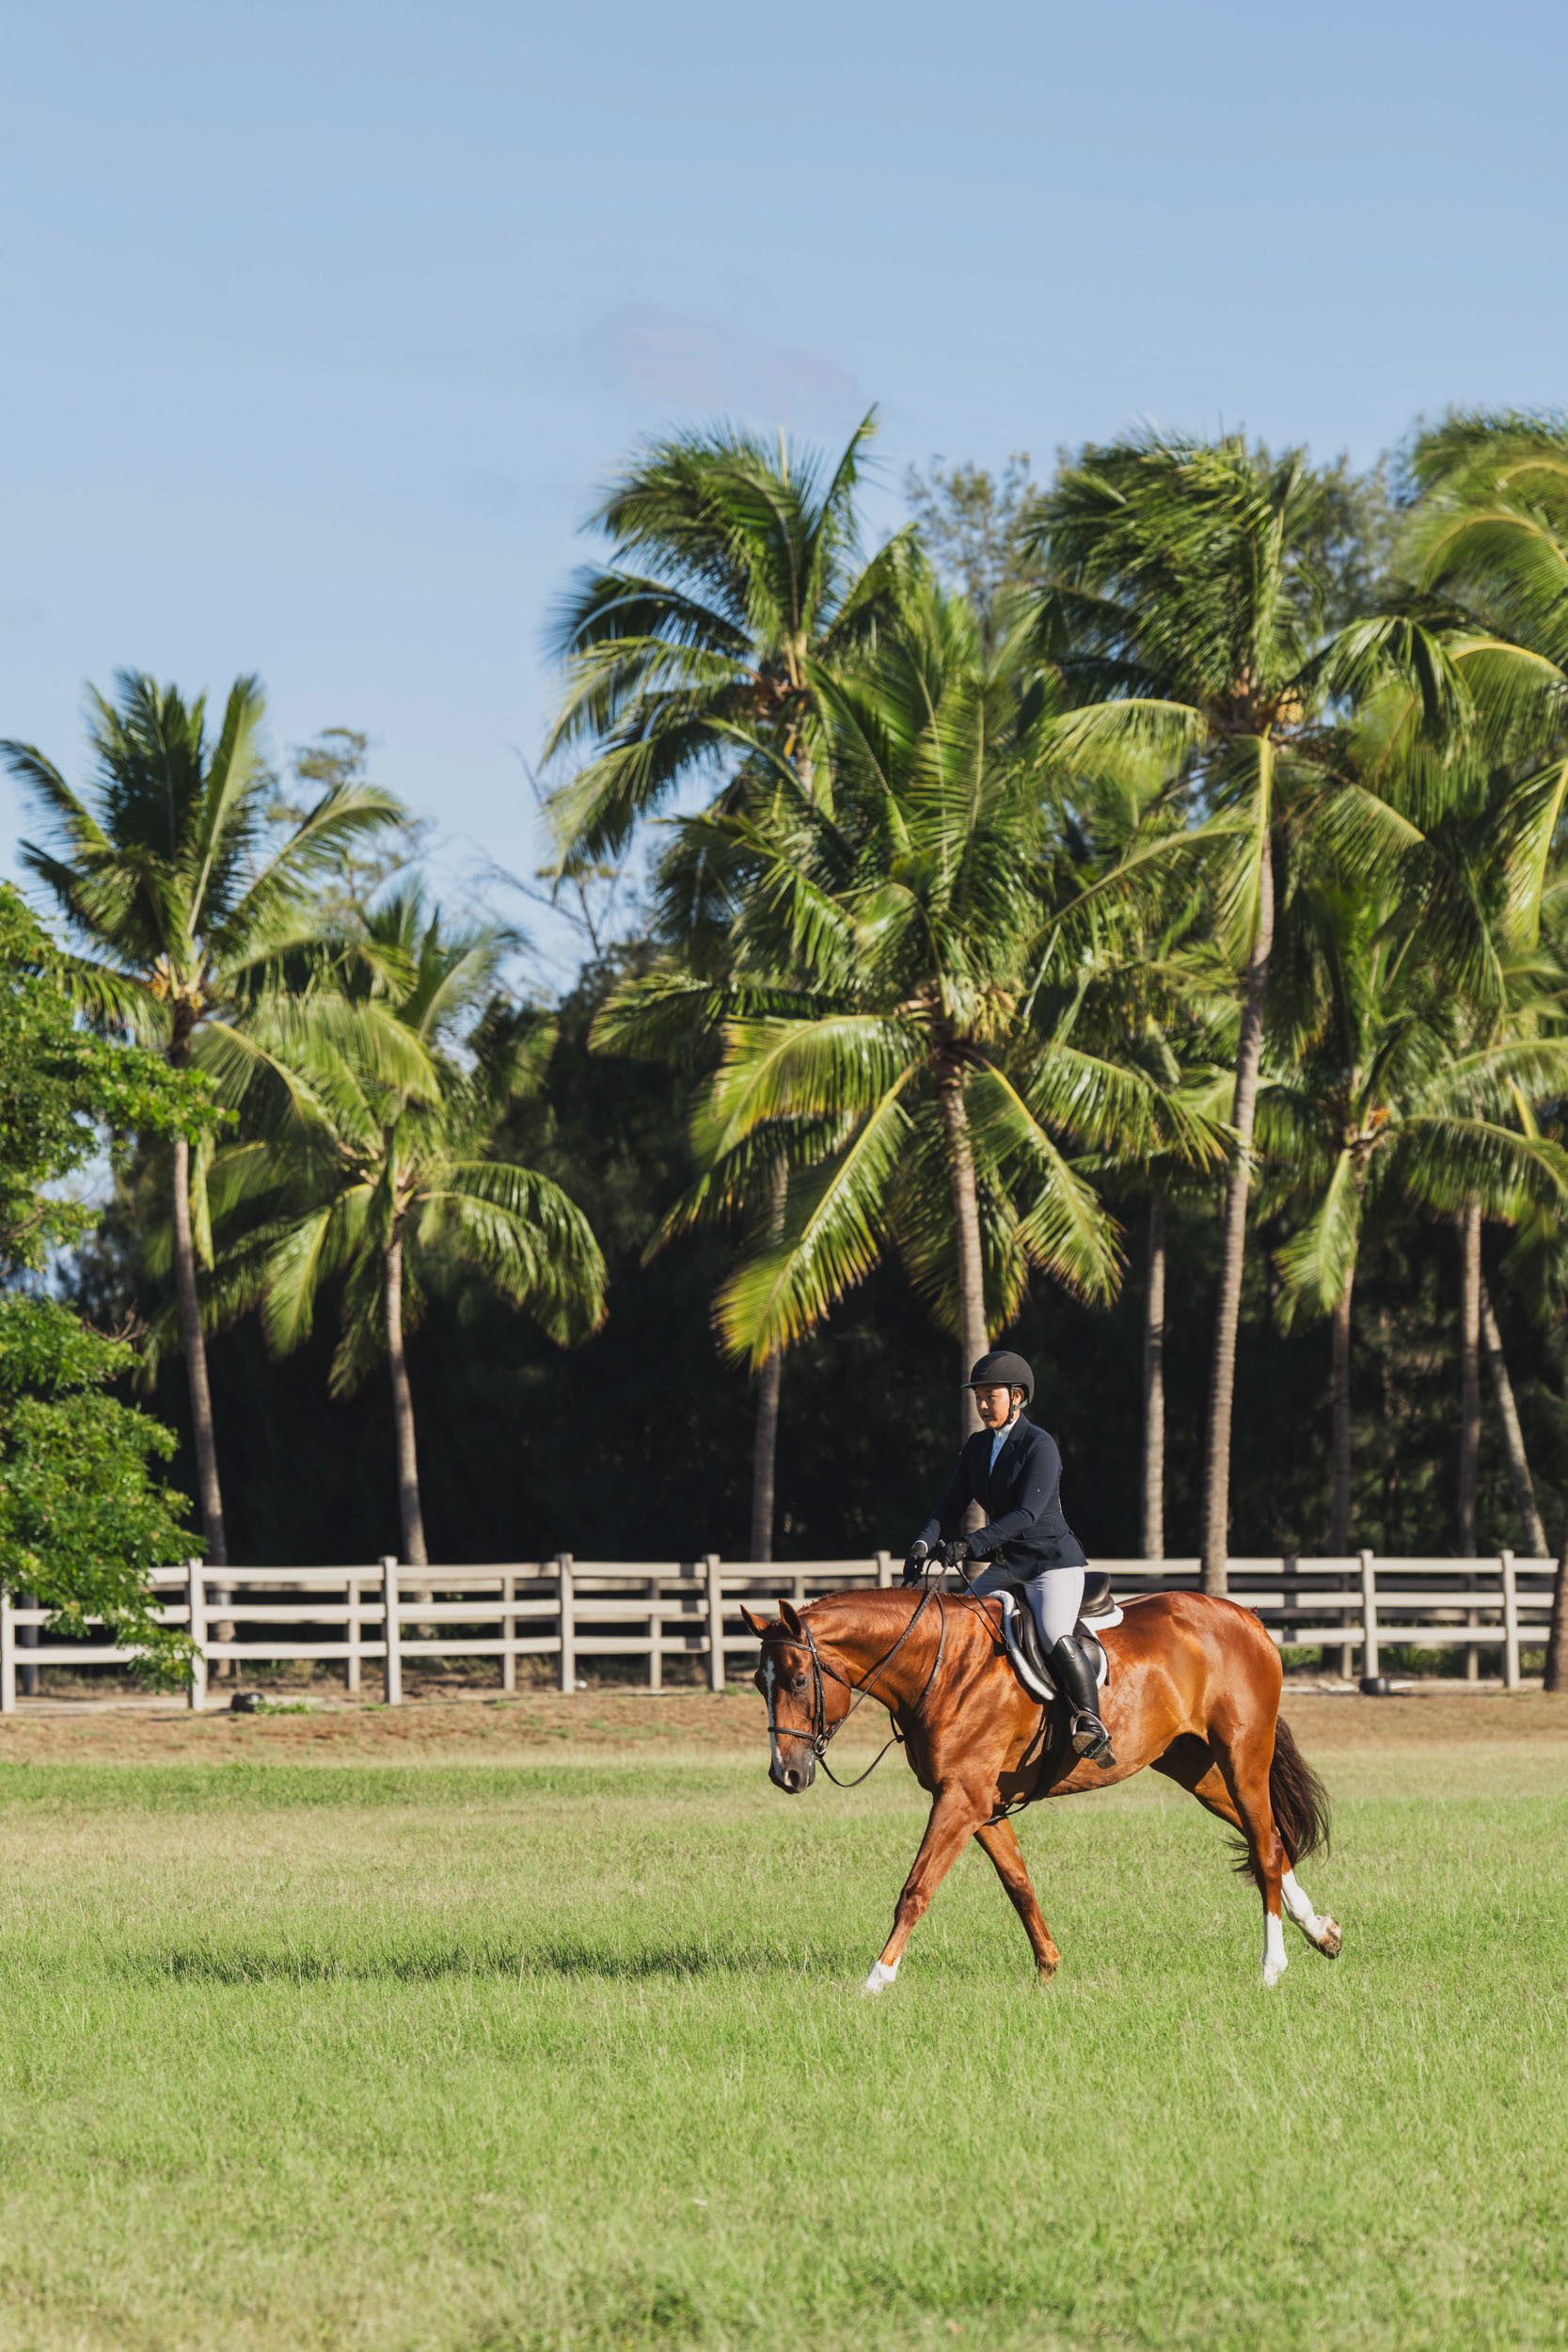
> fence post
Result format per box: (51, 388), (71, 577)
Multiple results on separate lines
(501, 1572), (516, 1696)
(187, 1558), (208, 1713)
(0, 1588), (15, 1715)
(557, 1554), (576, 1692)
(648, 1574), (662, 1692)
(18, 1591), (38, 1699)
(705, 1554), (725, 1693)
(1359, 1549), (1379, 1685)
(346, 1572), (362, 1697)
(381, 1556), (402, 1706)
(1501, 1549), (1520, 1692)
(876, 1550), (894, 1588)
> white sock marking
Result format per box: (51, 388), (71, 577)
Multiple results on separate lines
(1260, 1909), (1288, 1988)
(1281, 1868), (1325, 1942)
(863, 1958), (900, 1995)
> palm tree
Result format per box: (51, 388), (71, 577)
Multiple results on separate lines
(3, 672), (400, 1567)
(1393, 416), (1568, 1559)
(544, 410), (915, 855)
(545, 413), (915, 1557)
(206, 892), (606, 1565)
(605, 586), (1223, 1433)
(1266, 875), (1568, 1552)
(1024, 435), (1387, 1591)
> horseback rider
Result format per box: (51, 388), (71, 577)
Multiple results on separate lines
(904, 1349), (1115, 1767)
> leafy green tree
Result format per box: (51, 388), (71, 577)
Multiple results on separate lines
(904, 453), (1039, 641)
(207, 892), (607, 1565)
(0, 885), (206, 1675)
(546, 413), (917, 1556)
(269, 727), (435, 930)
(2, 673), (402, 1566)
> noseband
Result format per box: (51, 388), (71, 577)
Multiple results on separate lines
(762, 1586), (947, 1788)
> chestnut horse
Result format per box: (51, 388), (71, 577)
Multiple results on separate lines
(739, 1582), (1341, 1991)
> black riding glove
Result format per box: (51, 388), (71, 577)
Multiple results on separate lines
(902, 1540), (930, 1586)
(940, 1536), (974, 1570)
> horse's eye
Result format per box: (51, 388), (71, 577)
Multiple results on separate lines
(790, 1673), (808, 1695)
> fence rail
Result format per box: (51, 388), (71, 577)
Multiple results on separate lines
(0, 1550), (1559, 1711)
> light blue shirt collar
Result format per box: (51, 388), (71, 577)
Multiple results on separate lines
(990, 1414), (1022, 1471)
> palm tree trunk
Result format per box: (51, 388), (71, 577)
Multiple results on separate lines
(1329, 1276), (1354, 1555)
(170, 1131), (229, 1568)
(1459, 1203), (1481, 1556)
(935, 1063), (990, 1442)
(1480, 1279), (1546, 1557)
(1140, 1195), (1167, 1560)
(749, 1160), (789, 1564)
(1457, 1201), (1482, 1680)
(1201, 826), (1275, 1595)
(170, 1129), (232, 1676)
(383, 1231), (429, 1569)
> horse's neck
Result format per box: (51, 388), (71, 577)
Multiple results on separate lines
(812, 1591), (942, 1710)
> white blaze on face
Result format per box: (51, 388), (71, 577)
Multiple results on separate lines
(762, 1653), (782, 1776)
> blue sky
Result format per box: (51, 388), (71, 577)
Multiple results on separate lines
(5, 0), (1565, 975)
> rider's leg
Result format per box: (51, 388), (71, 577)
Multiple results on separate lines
(1023, 1568), (1115, 1765)
(1024, 1565), (1085, 1645)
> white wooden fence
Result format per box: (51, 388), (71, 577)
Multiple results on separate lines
(0, 1550), (1558, 1710)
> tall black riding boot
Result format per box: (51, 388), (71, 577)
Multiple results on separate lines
(1047, 1636), (1116, 1767)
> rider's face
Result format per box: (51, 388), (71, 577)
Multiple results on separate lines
(973, 1384), (1018, 1428)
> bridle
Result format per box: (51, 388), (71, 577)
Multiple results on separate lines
(761, 1583), (948, 1788)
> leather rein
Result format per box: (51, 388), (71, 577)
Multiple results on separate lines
(763, 1583), (948, 1788)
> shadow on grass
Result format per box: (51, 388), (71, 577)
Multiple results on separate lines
(123, 1934), (849, 1986)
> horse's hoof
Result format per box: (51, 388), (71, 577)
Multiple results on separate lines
(1035, 1960), (1058, 1986)
(1318, 1919), (1343, 1959)
(1260, 1959), (1288, 1989)
(862, 1960), (899, 1995)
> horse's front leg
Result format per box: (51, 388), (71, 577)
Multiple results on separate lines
(974, 1818), (1060, 1981)
(863, 1788), (981, 1994)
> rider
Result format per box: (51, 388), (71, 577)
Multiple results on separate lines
(904, 1349), (1115, 1766)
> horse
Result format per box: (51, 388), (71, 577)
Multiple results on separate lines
(739, 1580), (1341, 1992)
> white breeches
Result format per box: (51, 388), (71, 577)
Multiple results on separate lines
(970, 1562), (1085, 1646)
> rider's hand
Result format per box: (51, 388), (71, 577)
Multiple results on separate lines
(940, 1536), (974, 1569)
(902, 1540), (929, 1586)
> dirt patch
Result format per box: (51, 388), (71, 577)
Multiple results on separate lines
(0, 1681), (1565, 1767)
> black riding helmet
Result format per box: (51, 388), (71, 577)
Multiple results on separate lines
(960, 1348), (1034, 1402)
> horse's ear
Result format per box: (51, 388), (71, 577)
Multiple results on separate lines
(738, 1603), (773, 1638)
(778, 1600), (805, 1640)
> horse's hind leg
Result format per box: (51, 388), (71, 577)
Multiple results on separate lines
(1153, 1732), (1290, 1988)
(1280, 1864), (1342, 1958)
(974, 1819), (1061, 1982)
(1160, 1740), (1340, 1972)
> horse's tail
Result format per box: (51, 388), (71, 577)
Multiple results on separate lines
(1265, 1716), (1332, 1868)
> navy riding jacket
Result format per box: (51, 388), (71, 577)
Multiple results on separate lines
(911, 1416), (1087, 1577)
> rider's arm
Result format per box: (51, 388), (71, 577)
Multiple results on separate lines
(965, 1428), (1061, 1559)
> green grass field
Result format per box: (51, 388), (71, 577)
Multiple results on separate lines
(0, 1705), (1564, 2351)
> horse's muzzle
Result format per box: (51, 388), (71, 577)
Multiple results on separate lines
(769, 1753), (815, 1794)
